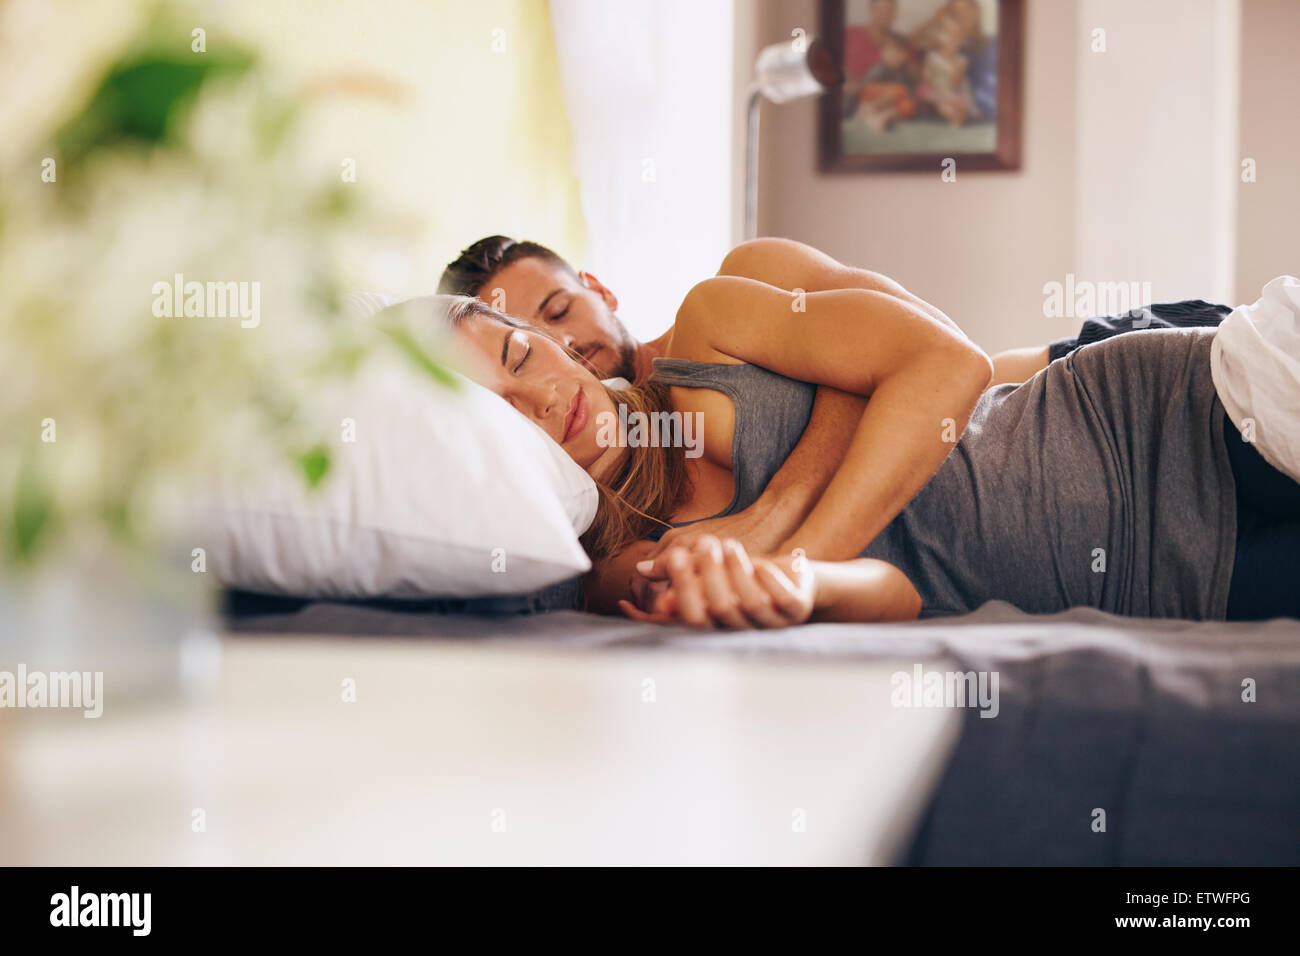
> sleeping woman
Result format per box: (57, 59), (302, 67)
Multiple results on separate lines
(436, 247), (1300, 629)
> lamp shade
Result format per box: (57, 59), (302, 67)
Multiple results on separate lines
(753, 36), (842, 104)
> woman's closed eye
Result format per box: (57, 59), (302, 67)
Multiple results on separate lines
(502, 330), (532, 374)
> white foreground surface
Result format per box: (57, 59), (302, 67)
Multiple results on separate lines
(0, 637), (959, 866)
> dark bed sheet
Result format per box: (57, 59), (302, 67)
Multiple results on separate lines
(223, 596), (1300, 865)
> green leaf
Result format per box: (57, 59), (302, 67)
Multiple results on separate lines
(381, 326), (459, 388)
(313, 182), (356, 220)
(298, 444), (331, 488)
(253, 94), (298, 152)
(55, 45), (256, 167)
(9, 452), (55, 564)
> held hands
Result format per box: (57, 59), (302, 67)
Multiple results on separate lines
(619, 535), (814, 630)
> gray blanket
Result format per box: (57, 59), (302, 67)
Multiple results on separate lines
(225, 598), (1300, 865)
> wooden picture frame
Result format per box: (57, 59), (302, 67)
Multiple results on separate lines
(818, 0), (1023, 172)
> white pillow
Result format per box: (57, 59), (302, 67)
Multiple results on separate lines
(203, 298), (598, 600)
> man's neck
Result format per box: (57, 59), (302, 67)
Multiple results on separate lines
(636, 330), (672, 383)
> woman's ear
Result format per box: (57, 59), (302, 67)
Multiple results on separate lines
(579, 271), (619, 311)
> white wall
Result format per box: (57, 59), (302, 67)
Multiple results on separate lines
(754, 0), (1082, 353)
(1235, 0), (1300, 304)
(1074, 0), (1240, 306)
(745, 0), (1297, 350)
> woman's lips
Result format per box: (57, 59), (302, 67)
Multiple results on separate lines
(563, 388), (588, 443)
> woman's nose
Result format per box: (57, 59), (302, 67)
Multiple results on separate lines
(510, 380), (555, 422)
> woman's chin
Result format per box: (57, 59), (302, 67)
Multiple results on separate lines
(584, 445), (625, 484)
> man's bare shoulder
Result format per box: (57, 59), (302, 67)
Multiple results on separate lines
(663, 281), (746, 367)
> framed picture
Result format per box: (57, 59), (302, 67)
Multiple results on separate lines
(819, 0), (1023, 172)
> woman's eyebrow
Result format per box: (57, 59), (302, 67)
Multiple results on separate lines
(500, 328), (513, 366)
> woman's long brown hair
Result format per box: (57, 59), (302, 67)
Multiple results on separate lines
(579, 377), (692, 562)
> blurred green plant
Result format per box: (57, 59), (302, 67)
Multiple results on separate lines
(0, 3), (450, 570)
(56, 47), (258, 168)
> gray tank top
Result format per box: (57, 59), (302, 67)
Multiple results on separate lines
(650, 329), (1237, 619)
(649, 358), (817, 525)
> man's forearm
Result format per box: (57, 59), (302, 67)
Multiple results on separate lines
(751, 386), (867, 532)
(780, 351), (989, 560)
(988, 345), (1049, 386)
(713, 238), (978, 556)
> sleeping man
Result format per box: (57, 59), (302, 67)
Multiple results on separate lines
(434, 271), (1299, 625)
(438, 235), (1227, 558)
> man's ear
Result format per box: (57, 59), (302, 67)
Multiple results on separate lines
(579, 271), (618, 311)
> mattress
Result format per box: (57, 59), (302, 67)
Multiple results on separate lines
(224, 594), (1300, 865)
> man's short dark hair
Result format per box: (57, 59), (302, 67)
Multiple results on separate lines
(437, 235), (578, 298)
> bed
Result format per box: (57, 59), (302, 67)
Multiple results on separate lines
(223, 592), (1300, 865)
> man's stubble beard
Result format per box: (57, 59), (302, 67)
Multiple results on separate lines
(612, 340), (639, 382)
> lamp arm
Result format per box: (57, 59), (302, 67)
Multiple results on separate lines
(744, 84), (762, 240)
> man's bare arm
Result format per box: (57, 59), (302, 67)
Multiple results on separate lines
(651, 239), (945, 556)
(676, 277), (991, 561)
(988, 345), (1049, 386)
(718, 238), (966, 337)
(652, 385), (866, 555)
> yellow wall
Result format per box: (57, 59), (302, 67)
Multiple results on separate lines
(223, 0), (588, 294)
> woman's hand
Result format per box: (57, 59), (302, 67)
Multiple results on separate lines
(619, 536), (814, 630)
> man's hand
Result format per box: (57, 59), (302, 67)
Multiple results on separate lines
(620, 536), (814, 630)
(648, 500), (797, 559)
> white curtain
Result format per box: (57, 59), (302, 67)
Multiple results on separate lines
(548, 0), (736, 341)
